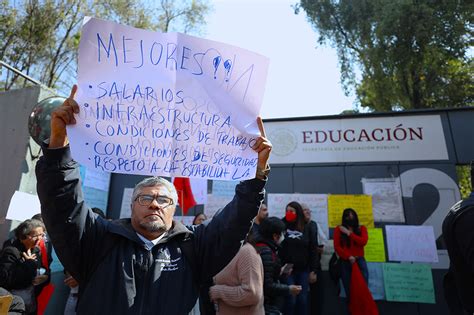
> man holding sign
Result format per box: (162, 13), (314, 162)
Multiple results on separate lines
(35, 85), (272, 314)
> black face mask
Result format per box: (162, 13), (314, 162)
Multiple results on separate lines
(345, 218), (357, 228)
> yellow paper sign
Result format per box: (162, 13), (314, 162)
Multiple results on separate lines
(328, 194), (374, 228)
(0, 295), (13, 315)
(365, 228), (386, 262)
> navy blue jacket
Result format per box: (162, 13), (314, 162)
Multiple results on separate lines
(279, 219), (320, 273)
(35, 145), (266, 315)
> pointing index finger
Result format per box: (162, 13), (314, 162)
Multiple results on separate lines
(257, 116), (266, 138)
(69, 84), (77, 99)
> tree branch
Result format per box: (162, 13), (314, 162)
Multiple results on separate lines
(330, 10), (363, 57)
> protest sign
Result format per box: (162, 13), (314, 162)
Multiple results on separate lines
(430, 249), (450, 269)
(340, 262), (385, 300)
(383, 263), (435, 304)
(79, 165), (111, 211)
(386, 225), (438, 263)
(82, 187), (109, 213)
(320, 239), (334, 271)
(204, 194), (233, 218)
(327, 195), (374, 228)
(362, 177), (405, 223)
(367, 263), (385, 300)
(365, 228), (386, 262)
(119, 188), (134, 218)
(212, 180), (239, 197)
(267, 193), (329, 236)
(69, 17), (269, 180)
(7, 191), (41, 222)
(83, 167), (111, 191)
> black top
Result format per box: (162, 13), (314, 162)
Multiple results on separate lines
(279, 219), (320, 273)
(0, 239), (41, 290)
(255, 238), (289, 313)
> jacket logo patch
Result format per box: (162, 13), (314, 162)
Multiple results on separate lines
(156, 248), (181, 272)
(287, 229), (303, 239)
(160, 257), (181, 272)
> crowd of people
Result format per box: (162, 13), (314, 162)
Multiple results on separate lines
(0, 201), (372, 315)
(0, 87), (374, 314)
(4, 86), (473, 315)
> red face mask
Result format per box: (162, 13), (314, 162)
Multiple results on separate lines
(285, 211), (297, 223)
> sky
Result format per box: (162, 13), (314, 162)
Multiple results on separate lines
(204, 0), (357, 119)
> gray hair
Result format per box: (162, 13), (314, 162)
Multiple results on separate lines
(15, 219), (45, 240)
(132, 177), (178, 205)
(300, 203), (310, 211)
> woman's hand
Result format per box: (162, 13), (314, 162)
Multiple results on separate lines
(339, 226), (352, 236)
(209, 286), (219, 302)
(22, 249), (37, 261)
(289, 285), (302, 296)
(348, 256), (356, 264)
(280, 263), (293, 277)
(309, 271), (317, 284)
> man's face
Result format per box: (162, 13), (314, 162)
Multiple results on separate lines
(258, 204), (268, 220)
(131, 185), (176, 237)
(303, 208), (311, 222)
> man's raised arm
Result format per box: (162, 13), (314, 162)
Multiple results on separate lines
(35, 85), (105, 282)
(192, 117), (272, 312)
(49, 85), (79, 148)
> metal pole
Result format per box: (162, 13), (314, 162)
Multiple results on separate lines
(0, 60), (57, 94)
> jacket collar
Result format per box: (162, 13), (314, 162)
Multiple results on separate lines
(107, 218), (193, 245)
(11, 238), (27, 251)
(255, 237), (279, 251)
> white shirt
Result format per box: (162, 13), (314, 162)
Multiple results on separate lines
(316, 222), (328, 247)
(136, 232), (167, 251)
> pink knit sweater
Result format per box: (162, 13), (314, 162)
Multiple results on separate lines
(210, 243), (264, 315)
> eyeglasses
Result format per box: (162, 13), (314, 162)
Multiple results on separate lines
(28, 233), (45, 241)
(135, 194), (174, 208)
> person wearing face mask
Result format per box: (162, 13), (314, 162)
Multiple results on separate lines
(0, 219), (49, 314)
(279, 202), (319, 315)
(254, 217), (301, 315)
(333, 208), (369, 305)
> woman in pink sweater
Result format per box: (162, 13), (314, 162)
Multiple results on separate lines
(209, 242), (264, 315)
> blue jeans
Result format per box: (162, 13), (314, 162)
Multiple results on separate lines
(283, 270), (309, 315)
(340, 257), (368, 300)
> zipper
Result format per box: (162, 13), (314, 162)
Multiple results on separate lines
(138, 249), (153, 314)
